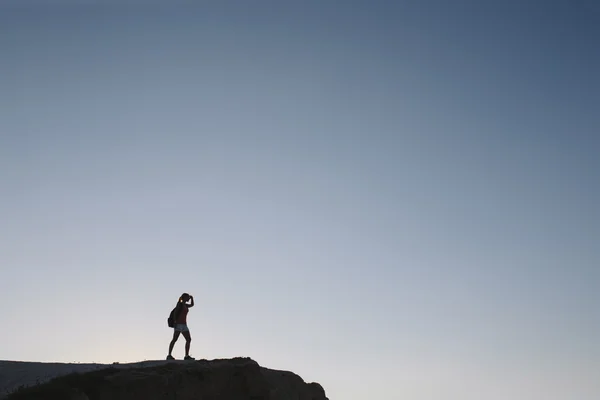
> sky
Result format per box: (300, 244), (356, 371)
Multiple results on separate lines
(0, 1), (598, 399)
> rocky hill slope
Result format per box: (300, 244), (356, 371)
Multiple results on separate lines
(2, 357), (328, 400)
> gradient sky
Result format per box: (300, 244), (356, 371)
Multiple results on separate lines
(1, 1), (598, 399)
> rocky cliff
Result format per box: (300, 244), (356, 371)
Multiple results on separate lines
(5, 357), (328, 400)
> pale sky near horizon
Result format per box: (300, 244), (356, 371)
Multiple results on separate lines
(0, 1), (598, 399)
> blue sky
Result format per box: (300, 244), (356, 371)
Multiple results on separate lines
(0, 1), (598, 399)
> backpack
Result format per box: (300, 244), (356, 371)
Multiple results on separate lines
(167, 304), (181, 328)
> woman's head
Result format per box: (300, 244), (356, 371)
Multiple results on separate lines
(180, 293), (190, 302)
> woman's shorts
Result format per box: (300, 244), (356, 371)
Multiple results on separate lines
(174, 324), (189, 332)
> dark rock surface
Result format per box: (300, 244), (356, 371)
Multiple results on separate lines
(4, 357), (328, 400)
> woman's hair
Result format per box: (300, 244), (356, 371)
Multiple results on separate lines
(177, 293), (190, 305)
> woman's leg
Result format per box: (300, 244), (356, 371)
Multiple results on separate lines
(182, 330), (192, 356)
(169, 330), (181, 356)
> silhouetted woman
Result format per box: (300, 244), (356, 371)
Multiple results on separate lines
(167, 293), (194, 360)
